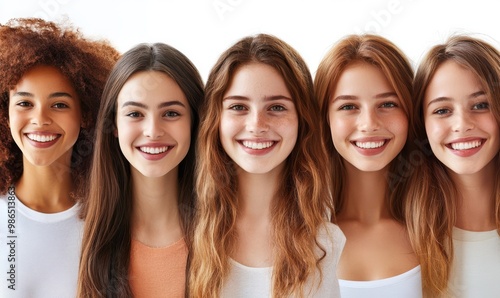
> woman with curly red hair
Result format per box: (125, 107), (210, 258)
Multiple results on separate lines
(0, 18), (118, 297)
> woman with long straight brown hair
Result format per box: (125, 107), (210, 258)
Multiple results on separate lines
(189, 33), (345, 297)
(77, 43), (203, 297)
(406, 35), (500, 297)
(314, 34), (420, 297)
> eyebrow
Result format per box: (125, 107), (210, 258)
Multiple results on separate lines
(121, 100), (186, 109)
(333, 92), (397, 102)
(223, 95), (293, 101)
(427, 91), (486, 107)
(12, 91), (74, 99)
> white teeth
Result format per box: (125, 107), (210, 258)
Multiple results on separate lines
(27, 133), (58, 142)
(451, 140), (482, 150)
(139, 146), (169, 154)
(355, 141), (385, 149)
(242, 141), (274, 150)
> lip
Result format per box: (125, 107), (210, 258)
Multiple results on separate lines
(24, 132), (61, 149)
(136, 143), (174, 161)
(445, 137), (485, 157)
(350, 138), (390, 156)
(238, 139), (278, 156)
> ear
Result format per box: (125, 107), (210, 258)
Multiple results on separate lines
(113, 128), (118, 138)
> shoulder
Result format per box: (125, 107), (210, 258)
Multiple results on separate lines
(318, 222), (346, 246)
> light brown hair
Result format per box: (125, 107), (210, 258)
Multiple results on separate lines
(189, 33), (333, 297)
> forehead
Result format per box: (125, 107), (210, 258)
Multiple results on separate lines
(11, 65), (76, 94)
(424, 60), (484, 104)
(117, 70), (188, 105)
(224, 63), (292, 98)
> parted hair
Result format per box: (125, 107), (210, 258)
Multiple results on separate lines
(0, 18), (118, 200)
(77, 43), (203, 298)
(314, 34), (414, 222)
(189, 33), (333, 297)
(406, 35), (500, 297)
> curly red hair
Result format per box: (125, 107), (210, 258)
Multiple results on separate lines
(0, 18), (119, 199)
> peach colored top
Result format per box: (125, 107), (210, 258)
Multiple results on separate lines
(129, 238), (187, 298)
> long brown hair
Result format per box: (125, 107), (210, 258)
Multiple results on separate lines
(78, 43), (203, 297)
(189, 34), (333, 297)
(314, 34), (414, 222)
(0, 18), (118, 200)
(406, 35), (500, 297)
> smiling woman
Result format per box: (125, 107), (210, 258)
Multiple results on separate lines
(0, 18), (118, 298)
(77, 42), (204, 298)
(190, 33), (345, 298)
(407, 35), (500, 297)
(314, 34), (420, 298)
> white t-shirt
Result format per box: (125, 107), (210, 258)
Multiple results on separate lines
(0, 187), (84, 298)
(339, 265), (422, 298)
(221, 222), (346, 297)
(448, 227), (500, 298)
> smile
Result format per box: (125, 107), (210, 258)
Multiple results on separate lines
(139, 146), (171, 154)
(354, 140), (386, 149)
(241, 140), (275, 150)
(26, 133), (59, 143)
(448, 140), (483, 150)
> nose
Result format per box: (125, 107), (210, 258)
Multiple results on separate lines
(246, 110), (269, 134)
(357, 108), (380, 132)
(31, 106), (52, 126)
(452, 110), (475, 132)
(143, 116), (165, 139)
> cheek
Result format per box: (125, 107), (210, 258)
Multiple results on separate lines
(424, 118), (444, 146)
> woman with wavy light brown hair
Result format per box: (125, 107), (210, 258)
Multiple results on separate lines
(0, 18), (118, 297)
(314, 34), (420, 297)
(406, 35), (500, 297)
(189, 33), (345, 298)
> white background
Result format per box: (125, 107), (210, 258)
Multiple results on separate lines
(1, 0), (498, 82)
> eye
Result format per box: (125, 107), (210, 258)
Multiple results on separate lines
(472, 102), (489, 110)
(126, 111), (142, 118)
(164, 110), (180, 118)
(16, 101), (32, 107)
(433, 108), (451, 115)
(339, 104), (356, 111)
(229, 104), (246, 111)
(269, 105), (285, 112)
(380, 101), (397, 108)
(52, 102), (69, 109)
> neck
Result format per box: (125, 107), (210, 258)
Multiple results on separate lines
(236, 166), (282, 221)
(15, 155), (74, 212)
(130, 166), (182, 247)
(450, 160), (496, 231)
(337, 162), (390, 224)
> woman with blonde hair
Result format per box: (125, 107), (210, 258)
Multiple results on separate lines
(189, 33), (345, 297)
(315, 34), (420, 297)
(406, 35), (500, 297)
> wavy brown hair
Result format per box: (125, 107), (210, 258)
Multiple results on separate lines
(0, 18), (118, 200)
(314, 34), (414, 222)
(406, 35), (500, 297)
(77, 43), (204, 298)
(189, 34), (333, 297)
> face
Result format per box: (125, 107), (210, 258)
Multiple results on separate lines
(116, 71), (191, 178)
(329, 62), (408, 172)
(424, 60), (500, 175)
(9, 65), (81, 167)
(220, 63), (298, 175)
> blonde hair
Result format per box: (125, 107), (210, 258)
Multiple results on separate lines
(406, 35), (500, 297)
(189, 34), (333, 297)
